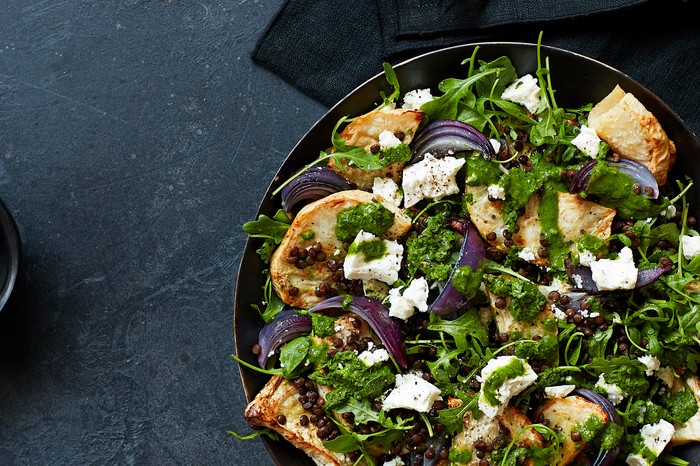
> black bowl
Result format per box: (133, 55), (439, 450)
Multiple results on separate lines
(234, 42), (700, 465)
(0, 197), (20, 313)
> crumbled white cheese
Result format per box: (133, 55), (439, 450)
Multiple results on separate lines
(382, 457), (405, 466)
(402, 154), (465, 208)
(487, 184), (506, 201)
(682, 234), (700, 260)
(656, 366), (675, 388)
(571, 124), (602, 158)
(402, 88), (433, 110)
(382, 373), (442, 413)
(595, 373), (626, 405)
(544, 384), (576, 399)
(626, 420), (675, 466)
(388, 277), (429, 320)
(501, 74), (542, 114)
(358, 348), (390, 367)
(638, 354), (661, 376)
(477, 356), (537, 419)
(378, 130), (402, 149)
(572, 273), (584, 289)
(372, 177), (402, 208)
(517, 247), (536, 262)
(662, 204), (677, 219)
(490, 138), (502, 155)
(344, 230), (403, 285)
(551, 305), (568, 321)
(590, 246), (638, 291)
(578, 250), (596, 267)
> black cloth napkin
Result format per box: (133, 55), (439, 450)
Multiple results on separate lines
(253, 0), (700, 134)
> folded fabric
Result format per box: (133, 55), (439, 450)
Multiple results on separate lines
(252, 0), (700, 135)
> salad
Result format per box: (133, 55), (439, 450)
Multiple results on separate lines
(233, 39), (700, 466)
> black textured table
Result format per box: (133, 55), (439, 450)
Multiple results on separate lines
(0, 1), (323, 464)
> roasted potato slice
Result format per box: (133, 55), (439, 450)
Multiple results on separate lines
(533, 395), (608, 465)
(245, 376), (364, 466)
(245, 314), (376, 466)
(670, 375), (700, 445)
(484, 275), (557, 341)
(270, 190), (411, 309)
(466, 188), (615, 267)
(328, 107), (424, 189)
(588, 85), (676, 184)
(452, 405), (543, 466)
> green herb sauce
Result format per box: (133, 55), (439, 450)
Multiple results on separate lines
(465, 155), (502, 186)
(482, 357), (526, 406)
(515, 334), (559, 364)
(452, 265), (484, 298)
(448, 448), (473, 464)
(406, 212), (461, 282)
(665, 388), (699, 424)
(347, 237), (387, 261)
(335, 202), (394, 243)
(603, 362), (649, 397)
(574, 413), (606, 443)
(308, 350), (394, 409)
(585, 162), (664, 219)
(379, 143), (412, 166)
(486, 276), (547, 322)
(538, 186), (570, 269)
(600, 422), (624, 451)
(310, 313), (337, 338)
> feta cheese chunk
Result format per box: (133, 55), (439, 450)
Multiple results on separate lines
(682, 234), (700, 260)
(590, 246), (638, 291)
(477, 356), (537, 419)
(344, 230), (403, 285)
(501, 74), (542, 114)
(595, 373), (626, 405)
(358, 348), (390, 367)
(382, 457), (405, 466)
(388, 277), (429, 320)
(487, 184), (506, 201)
(372, 177), (402, 208)
(517, 247), (536, 262)
(402, 154), (466, 208)
(544, 384), (576, 399)
(378, 130), (402, 149)
(402, 88), (433, 110)
(382, 373), (442, 413)
(656, 366), (675, 388)
(626, 420), (675, 466)
(638, 354), (661, 376)
(490, 138), (502, 155)
(571, 124), (602, 158)
(578, 249), (597, 267)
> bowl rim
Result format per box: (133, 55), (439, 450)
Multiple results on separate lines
(0, 196), (20, 312)
(233, 40), (700, 465)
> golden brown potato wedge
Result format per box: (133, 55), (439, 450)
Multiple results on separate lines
(452, 405), (543, 466)
(466, 189), (615, 268)
(328, 107), (424, 189)
(588, 85), (676, 184)
(670, 375), (700, 445)
(270, 190), (411, 309)
(533, 395), (608, 465)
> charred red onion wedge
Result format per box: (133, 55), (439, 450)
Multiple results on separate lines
(567, 262), (672, 292)
(428, 220), (485, 316)
(409, 119), (496, 164)
(257, 309), (312, 368)
(570, 158), (659, 199)
(573, 388), (622, 466)
(280, 166), (356, 213)
(308, 295), (408, 369)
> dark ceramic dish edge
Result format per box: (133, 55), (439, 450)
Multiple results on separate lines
(234, 41), (700, 465)
(0, 197), (20, 313)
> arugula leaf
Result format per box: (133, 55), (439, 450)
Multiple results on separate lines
(251, 273), (286, 322)
(420, 68), (500, 121)
(435, 393), (478, 435)
(380, 62), (401, 108)
(428, 309), (489, 352)
(333, 398), (380, 425)
(242, 209), (291, 243)
(279, 336), (311, 378)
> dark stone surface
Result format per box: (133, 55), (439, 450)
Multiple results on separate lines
(0, 1), (323, 464)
